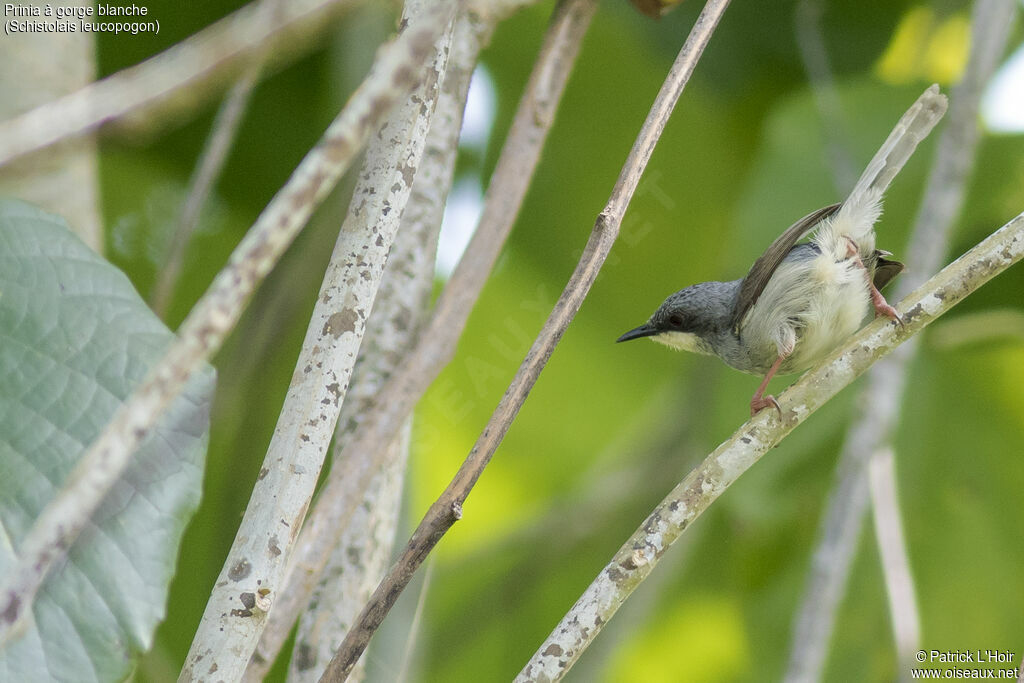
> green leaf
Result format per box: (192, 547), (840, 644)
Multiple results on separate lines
(0, 199), (214, 682)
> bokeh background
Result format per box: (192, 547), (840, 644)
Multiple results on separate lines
(87, 0), (1024, 680)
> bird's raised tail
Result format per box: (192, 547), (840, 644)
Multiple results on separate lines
(830, 84), (948, 250)
(843, 85), (948, 217)
(853, 85), (948, 201)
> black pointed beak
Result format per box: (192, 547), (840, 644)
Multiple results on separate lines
(616, 323), (659, 343)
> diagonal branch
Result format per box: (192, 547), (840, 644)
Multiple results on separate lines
(518, 211), (1024, 681)
(0, 0), (360, 168)
(0, 8), (455, 647)
(318, 1), (733, 679)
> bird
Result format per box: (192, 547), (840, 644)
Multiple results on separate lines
(617, 85), (948, 417)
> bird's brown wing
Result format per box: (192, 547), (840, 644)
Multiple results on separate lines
(730, 202), (842, 334)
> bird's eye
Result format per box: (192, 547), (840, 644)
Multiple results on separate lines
(668, 314), (684, 327)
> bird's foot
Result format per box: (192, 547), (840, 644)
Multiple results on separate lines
(870, 285), (905, 328)
(750, 394), (781, 418)
(751, 355), (786, 418)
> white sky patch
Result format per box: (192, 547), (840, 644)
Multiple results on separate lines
(436, 177), (485, 278)
(435, 64), (496, 279)
(982, 41), (1024, 133)
(460, 65), (498, 150)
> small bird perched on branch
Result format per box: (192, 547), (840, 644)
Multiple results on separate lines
(617, 85), (948, 416)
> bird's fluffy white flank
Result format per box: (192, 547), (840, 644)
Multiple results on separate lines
(747, 86), (948, 372)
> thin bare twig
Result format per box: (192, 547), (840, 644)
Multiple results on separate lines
(519, 211), (1024, 681)
(785, 1), (1017, 679)
(268, 0), (596, 665)
(152, 59), (264, 319)
(318, 1), (732, 680)
(0, 9), (455, 646)
(0, 0), (360, 169)
(179, 2), (457, 680)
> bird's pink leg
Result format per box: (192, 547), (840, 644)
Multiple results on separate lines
(845, 237), (904, 326)
(750, 354), (786, 417)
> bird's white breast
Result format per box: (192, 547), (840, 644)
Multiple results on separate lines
(786, 253), (870, 370)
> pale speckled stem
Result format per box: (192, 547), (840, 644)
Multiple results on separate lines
(0, 6), (454, 653)
(517, 212), (1024, 682)
(178, 1), (457, 681)
(243, 9), (484, 682)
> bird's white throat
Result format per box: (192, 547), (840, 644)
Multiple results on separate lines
(652, 331), (714, 356)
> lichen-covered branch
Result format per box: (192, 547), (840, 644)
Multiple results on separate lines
(0, 8), (454, 648)
(244, 9), (481, 681)
(518, 211), (1024, 682)
(179, 2), (456, 680)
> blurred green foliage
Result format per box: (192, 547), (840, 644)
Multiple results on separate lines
(88, 0), (1024, 681)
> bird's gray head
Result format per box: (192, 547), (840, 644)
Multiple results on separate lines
(616, 281), (739, 355)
